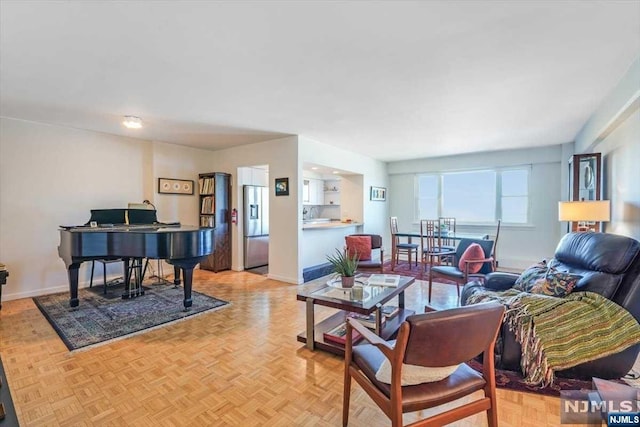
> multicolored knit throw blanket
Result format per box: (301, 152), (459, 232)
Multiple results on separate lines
(467, 289), (640, 386)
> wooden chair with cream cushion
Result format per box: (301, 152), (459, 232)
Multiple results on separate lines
(343, 302), (505, 427)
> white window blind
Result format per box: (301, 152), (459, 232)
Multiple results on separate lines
(416, 175), (438, 220)
(442, 170), (496, 222)
(415, 166), (530, 223)
(501, 169), (529, 223)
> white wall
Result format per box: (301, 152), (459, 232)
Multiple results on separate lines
(0, 117), (217, 301)
(205, 136), (300, 283)
(601, 110), (640, 239)
(387, 145), (564, 269)
(574, 57), (640, 240)
(150, 141), (216, 225)
(0, 118), (149, 299)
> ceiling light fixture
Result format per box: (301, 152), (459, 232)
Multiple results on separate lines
(123, 116), (143, 129)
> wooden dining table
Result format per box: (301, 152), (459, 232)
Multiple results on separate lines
(391, 231), (489, 270)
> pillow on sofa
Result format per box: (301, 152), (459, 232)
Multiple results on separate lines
(514, 261), (581, 297)
(375, 359), (459, 385)
(346, 235), (372, 261)
(513, 262), (547, 291)
(458, 243), (486, 273)
(529, 268), (582, 297)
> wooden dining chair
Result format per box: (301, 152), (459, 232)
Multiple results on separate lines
(438, 217), (457, 251)
(420, 219), (456, 277)
(343, 302), (506, 427)
(490, 220), (501, 267)
(390, 217), (419, 270)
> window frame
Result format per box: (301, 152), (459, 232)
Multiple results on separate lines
(414, 165), (531, 225)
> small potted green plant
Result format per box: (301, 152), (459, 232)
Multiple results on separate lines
(326, 248), (359, 288)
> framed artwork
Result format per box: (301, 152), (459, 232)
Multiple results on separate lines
(158, 178), (194, 195)
(370, 186), (386, 201)
(275, 177), (289, 196)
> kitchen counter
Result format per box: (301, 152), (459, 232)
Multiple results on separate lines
(302, 221), (363, 230)
(302, 221), (365, 271)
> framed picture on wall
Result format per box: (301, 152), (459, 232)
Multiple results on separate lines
(370, 186), (386, 201)
(275, 177), (289, 196)
(158, 178), (195, 195)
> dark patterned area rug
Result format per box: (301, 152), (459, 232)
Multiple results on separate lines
(464, 359), (624, 397)
(382, 261), (458, 284)
(33, 283), (229, 351)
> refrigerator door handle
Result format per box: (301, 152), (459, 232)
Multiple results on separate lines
(250, 204), (259, 219)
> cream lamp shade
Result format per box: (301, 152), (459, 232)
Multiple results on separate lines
(558, 200), (611, 222)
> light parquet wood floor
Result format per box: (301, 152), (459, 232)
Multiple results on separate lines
(0, 270), (583, 426)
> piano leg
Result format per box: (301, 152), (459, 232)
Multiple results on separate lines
(181, 268), (193, 310)
(167, 259), (206, 311)
(68, 263), (81, 307)
(173, 265), (181, 288)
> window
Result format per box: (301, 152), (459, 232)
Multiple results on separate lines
(442, 170), (496, 222)
(415, 166), (529, 224)
(416, 175), (438, 220)
(501, 169), (529, 223)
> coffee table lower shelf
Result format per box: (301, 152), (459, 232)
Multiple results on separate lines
(296, 308), (415, 355)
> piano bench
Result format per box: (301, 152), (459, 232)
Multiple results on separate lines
(90, 259), (125, 295)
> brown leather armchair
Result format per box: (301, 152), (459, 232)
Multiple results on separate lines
(343, 303), (505, 427)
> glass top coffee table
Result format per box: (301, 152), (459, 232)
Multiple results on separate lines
(296, 274), (416, 355)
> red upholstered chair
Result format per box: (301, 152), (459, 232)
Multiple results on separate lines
(343, 302), (505, 427)
(345, 234), (384, 273)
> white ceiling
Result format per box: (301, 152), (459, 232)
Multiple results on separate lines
(1, 1), (639, 162)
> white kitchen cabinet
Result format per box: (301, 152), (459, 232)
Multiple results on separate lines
(303, 179), (311, 203)
(313, 179), (324, 204)
(303, 178), (324, 205)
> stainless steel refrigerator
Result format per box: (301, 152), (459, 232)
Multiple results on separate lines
(243, 185), (269, 269)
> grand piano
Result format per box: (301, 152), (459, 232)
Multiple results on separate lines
(58, 208), (214, 310)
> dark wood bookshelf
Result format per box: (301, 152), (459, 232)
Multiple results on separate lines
(198, 172), (231, 272)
